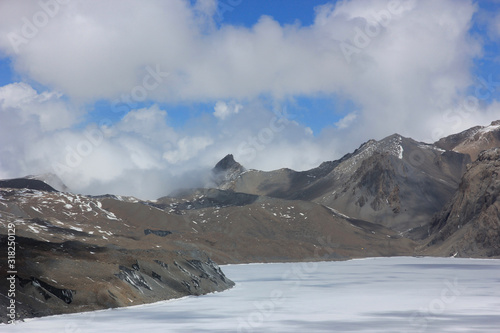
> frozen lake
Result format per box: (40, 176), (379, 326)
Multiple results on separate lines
(6, 257), (500, 332)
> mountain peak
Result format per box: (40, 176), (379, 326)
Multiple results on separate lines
(435, 119), (500, 161)
(212, 154), (246, 190)
(213, 154), (240, 172)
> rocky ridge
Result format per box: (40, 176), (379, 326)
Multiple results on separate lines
(423, 147), (500, 257)
(1, 121), (499, 323)
(215, 134), (470, 231)
(0, 184), (233, 323)
(435, 120), (500, 161)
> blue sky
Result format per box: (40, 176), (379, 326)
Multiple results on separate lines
(0, 0), (499, 198)
(215, 0), (331, 26)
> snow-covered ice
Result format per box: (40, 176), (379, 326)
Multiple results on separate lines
(5, 257), (500, 332)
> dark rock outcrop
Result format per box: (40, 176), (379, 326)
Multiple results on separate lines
(424, 148), (500, 257)
(0, 178), (57, 192)
(212, 154), (246, 190)
(144, 229), (172, 237)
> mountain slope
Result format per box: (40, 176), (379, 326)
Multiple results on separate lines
(0, 185), (234, 323)
(107, 187), (417, 263)
(315, 135), (469, 231)
(423, 148), (500, 257)
(0, 178), (417, 322)
(435, 120), (500, 161)
(216, 134), (470, 231)
(3, 121), (499, 322)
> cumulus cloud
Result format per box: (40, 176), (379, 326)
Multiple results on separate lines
(163, 136), (214, 164)
(213, 101), (242, 120)
(0, 82), (79, 179)
(0, 82), (77, 131)
(335, 112), (357, 129)
(0, 0), (488, 138)
(0, 0), (498, 199)
(0, 85), (338, 198)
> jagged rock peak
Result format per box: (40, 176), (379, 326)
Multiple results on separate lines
(213, 154), (241, 172)
(212, 154), (246, 190)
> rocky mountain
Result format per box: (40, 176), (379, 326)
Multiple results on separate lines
(148, 188), (416, 263)
(211, 154), (246, 190)
(215, 134), (470, 232)
(0, 183), (233, 323)
(0, 178), (57, 192)
(422, 148), (500, 257)
(26, 173), (71, 192)
(2, 121), (499, 322)
(0, 176), (418, 323)
(435, 120), (500, 161)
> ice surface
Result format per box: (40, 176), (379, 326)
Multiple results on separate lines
(5, 257), (500, 332)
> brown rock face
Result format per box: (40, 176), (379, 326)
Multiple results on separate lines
(0, 179), (419, 322)
(425, 148), (500, 257)
(0, 187), (234, 323)
(435, 120), (500, 161)
(211, 154), (246, 190)
(217, 135), (470, 232)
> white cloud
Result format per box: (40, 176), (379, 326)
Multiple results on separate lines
(0, 0), (498, 199)
(163, 136), (214, 164)
(213, 101), (242, 120)
(335, 112), (358, 129)
(0, 82), (80, 181)
(114, 105), (177, 143)
(0, 82), (77, 131)
(0, 0), (487, 141)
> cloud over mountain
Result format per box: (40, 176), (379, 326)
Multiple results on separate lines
(0, 0), (498, 199)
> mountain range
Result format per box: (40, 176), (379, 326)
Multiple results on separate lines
(1, 120), (499, 323)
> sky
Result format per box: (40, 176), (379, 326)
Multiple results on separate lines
(0, 0), (499, 199)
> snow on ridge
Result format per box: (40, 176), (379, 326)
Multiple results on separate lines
(325, 206), (350, 219)
(418, 144), (446, 153)
(334, 136), (405, 177)
(479, 123), (500, 134)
